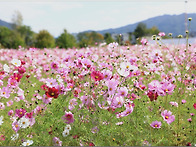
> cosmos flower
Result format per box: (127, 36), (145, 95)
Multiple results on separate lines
(193, 103), (196, 109)
(62, 129), (69, 137)
(11, 59), (21, 67)
(161, 110), (175, 124)
(15, 108), (27, 118)
(21, 140), (34, 146)
(169, 101), (178, 107)
(91, 70), (104, 81)
(3, 64), (10, 73)
(45, 87), (59, 99)
(0, 87), (11, 99)
(12, 121), (20, 133)
(150, 121), (162, 128)
(18, 116), (30, 129)
(64, 124), (71, 131)
(11, 133), (19, 141)
(62, 111), (74, 124)
(53, 137), (62, 146)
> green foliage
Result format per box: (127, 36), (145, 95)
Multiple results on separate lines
(0, 26), (25, 48)
(56, 29), (76, 49)
(104, 33), (115, 44)
(134, 23), (148, 39)
(10, 31), (25, 48)
(0, 26), (12, 48)
(16, 25), (35, 47)
(134, 23), (160, 40)
(35, 30), (55, 48)
(77, 31), (104, 47)
(147, 26), (160, 35)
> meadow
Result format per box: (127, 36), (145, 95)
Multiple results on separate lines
(0, 37), (195, 146)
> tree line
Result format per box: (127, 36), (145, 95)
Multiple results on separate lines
(0, 11), (161, 49)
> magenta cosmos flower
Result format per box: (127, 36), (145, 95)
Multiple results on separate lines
(15, 108), (27, 118)
(150, 121), (162, 128)
(91, 70), (104, 81)
(161, 110), (175, 124)
(62, 111), (74, 124)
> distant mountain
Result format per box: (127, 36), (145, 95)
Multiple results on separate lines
(81, 13), (196, 37)
(0, 19), (12, 29)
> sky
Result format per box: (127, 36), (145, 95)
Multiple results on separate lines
(0, 0), (196, 37)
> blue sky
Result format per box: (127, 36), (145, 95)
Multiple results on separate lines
(0, 0), (196, 37)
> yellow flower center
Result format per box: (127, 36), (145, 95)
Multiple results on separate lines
(155, 125), (158, 127)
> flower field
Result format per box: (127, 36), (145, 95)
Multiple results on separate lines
(0, 41), (195, 146)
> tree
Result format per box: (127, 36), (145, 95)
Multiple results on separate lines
(147, 26), (160, 36)
(17, 25), (35, 47)
(35, 30), (55, 48)
(0, 26), (12, 48)
(11, 10), (23, 30)
(56, 29), (76, 49)
(77, 31), (104, 47)
(104, 33), (115, 44)
(10, 31), (25, 48)
(133, 23), (147, 39)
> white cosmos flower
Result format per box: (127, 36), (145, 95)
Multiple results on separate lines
(62, 129), (69, 137)
(11, 59), (21, 67)
(117, 68), (129, 77)
(64, 124), (71, 131)
(22, 140), (33, 146)
(3, 64), (10, 73)
(11, 133), (19, 141)
(0, 116), (4, 125)
(18, 116), (30, 129)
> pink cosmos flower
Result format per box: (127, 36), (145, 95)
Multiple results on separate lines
(140, 38), (148, 45)
(181, 99), (186, 104)
(187, 118), (192, 122)
(170, 101), (178, 107)
(0, 102), (5, 110)
(7, 100), (13, 107)
(117, 87), (128, 97)
(81, 58), (92, 69)
(158, 32), (165, 37)
(62, 111), (74, 124)
(161, 82), (175, 95)
(12, 121), (20, 133)
(8, 110), (14, 116)
(111, 96), (124, 108)
(42, 94), (53, 104)
(121, 106), (133, 117)
(148, 80), (162, 93)
(102, 69), (112, 80)
(161, 110), (175, 124)
(53, 137), (62, 146)
(91, 126), (99, 133)
(98, 101), (109, 110)
(105, 79), (118, 95)
(150, 121), (162, 128)
(7, 78), (18, 88)
(68, 98), (78, 110)
(0, 87), (11, 99)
